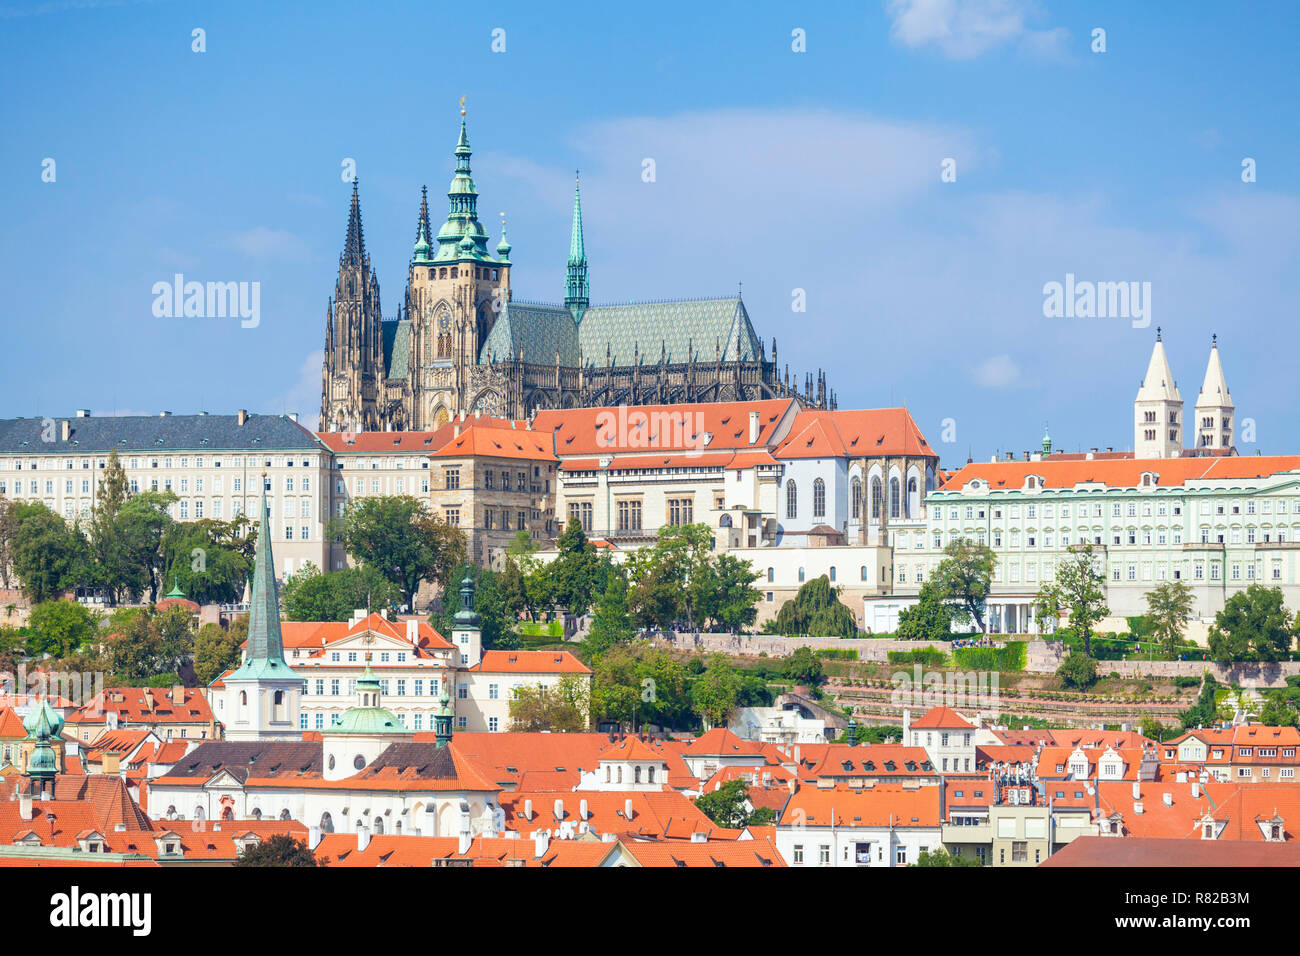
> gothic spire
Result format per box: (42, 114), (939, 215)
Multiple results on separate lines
(413, 186), (432, 263)
(228, 485), (293, 679)
(343, 180), (365, 263)
(565, 172), (589, 322)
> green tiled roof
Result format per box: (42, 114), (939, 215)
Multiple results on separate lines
(382, 319), (412, 380)
(476, 296), (761, 368)
(479, 302), (579, 365)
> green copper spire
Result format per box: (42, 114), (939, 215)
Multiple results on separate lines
(434, 101), (491, 263)
(24, 699), (64, 786)
(565, 173), (589, 322)
(165, 576), (186, 600)
(453, 571), (481, 629)
(496, 212), (511, 261)
(434, 687), (454, 748)
(328, 657), (410, 735)
(413, 186), (432, 263)
(1042, 423), (1052, 456)
(227, 485), (293, 680)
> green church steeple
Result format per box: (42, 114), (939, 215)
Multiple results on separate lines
(565, 174), (589, 322)
(413, 185), (432, 263)
(227, 485), (293, 680)
(435, 100), (491, 262)
(23, 699), (64, 787)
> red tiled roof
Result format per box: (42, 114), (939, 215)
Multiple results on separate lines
(942, 455), (1300, 492)
(469, 650), (591, 675)
(772, 408), (934, 460)
(779, 784), (942, 828)
(536, 400), (796, 457)
(909, 706), (974, 729)
(429, 425), (555, 462)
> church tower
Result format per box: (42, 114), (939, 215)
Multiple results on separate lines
(565, 175), (589, 322)
(1193, 334), (1234, 452)
(222, 488), (305, 742)
(403, 102), (512, 428)
(1134, 328), (1183, 459)
(321, 183), (384, 432)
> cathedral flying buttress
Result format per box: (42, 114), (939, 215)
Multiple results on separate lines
(321, 105), (832, 433)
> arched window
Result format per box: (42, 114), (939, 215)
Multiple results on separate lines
(871, 477), (883, 520)
(194, 805), (205, 821)
(860, 566), (868, 581)
(273, 690), (285, 721)
(798, 567), (806, 582)
(851, 478), (862, 519)
(648, 766), (656, 783)
(907, 477), (918, 517)
(374, 817), (384, 834)
(617, 766), (624, 783)
(634, 766), (642, 783)
(720, 513), (732, 528)
(250, 807), (262, 820)
(813, 478), (826, 519)
(786, 479), (797, 519)
(320, 812), (334, 833)
(889, 478), (901, 518)
(829, 567), (837, 582)
(279, 809), (291, 820)
(222, 806), (234, 821)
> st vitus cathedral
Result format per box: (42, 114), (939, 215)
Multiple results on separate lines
(320, 106), (833, 432)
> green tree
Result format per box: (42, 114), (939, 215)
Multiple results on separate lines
(1035, 544), (1109, 656)
(1207, 584), (1297, 663)
(282, 562), (402, 622)
(772, 576), (858, 638)
(782, 646), (824, 685)
(507, 673), (589, 732)
(9, 503), (86, 603)
(234, 835), (321, 867)
(694, 778), (754, 829)
(329, 496), (466, 609)
(0, 498), (19, 589)
(932, 538), (997, 632)
(584, 569), (635, 657)
(693, 553), (762, 632)
(544, 518), (603, 617)
(25, 599), (100, 659)
(194, 622), (243, 686)
(912, 848), (982, 867)
(896, 580), (954, 641)
(1057, 652), (1099, 690)
(1145, 580), (1196, 657)
(162, 514), (250, 605)
(691, 653), (742, 728)
(1139, 716), (1169, 742)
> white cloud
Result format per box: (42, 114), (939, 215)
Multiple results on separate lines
(972, 354), (1020, 387)
(886, 0), (1068, 60)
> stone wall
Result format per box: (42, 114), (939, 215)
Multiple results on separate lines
(1021, 639), (1300, 687)
(653, 632), (949, 661)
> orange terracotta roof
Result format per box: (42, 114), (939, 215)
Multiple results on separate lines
(779, 783), (942, 828)
(621, 837), (785, 867)
(1042, 835), (1300, 867)
(772, 408), (934, 460)
(275, 612), (454, 655)
(315, 832), (621, 867)
(429, 425), (555, 462)
(941, 455), (1300, 492)
(536, 400), (795, 457)
(315, 417), (517, 453)
(909, 706), (974, 729)
(0, 707), (27, 739)
(497, 789), (723, 841)
(67, 686), (213, 726)
(469, 650), (591, 675)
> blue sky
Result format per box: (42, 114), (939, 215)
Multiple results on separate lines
(2, 0), (1298, 465)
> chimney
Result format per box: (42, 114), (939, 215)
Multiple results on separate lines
(288, 412), (299, 423)
(579, 798), (589, 821)
(534, 829), (550, 859)
(748, 410), (760, 444)
(357, 827), (370, 851)
(1162, 792), (1173, 807)
(350, 609), (366, 627)
(159, 410), (171, 417)
(1131, 781), (1140, 800)
(1134, 802), (1144, 814)
(237, 409), (248, 426)
(76, 409), (91, 418)
(458, 830), (472, 855)
(624, 798), (635, 821)
(102, 753), (121, 776)
(406, 619), (419, 644)
(308, 826), (322, 849)
(173, 684), (186, 704)
(19, 791), (33, 821)
(553, 798), (564, 821)
(60, 420), (70, 441)
(453, 422), (462, 438)
(1191, 782), (1201, 798)
(523, 799), (533, 821)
